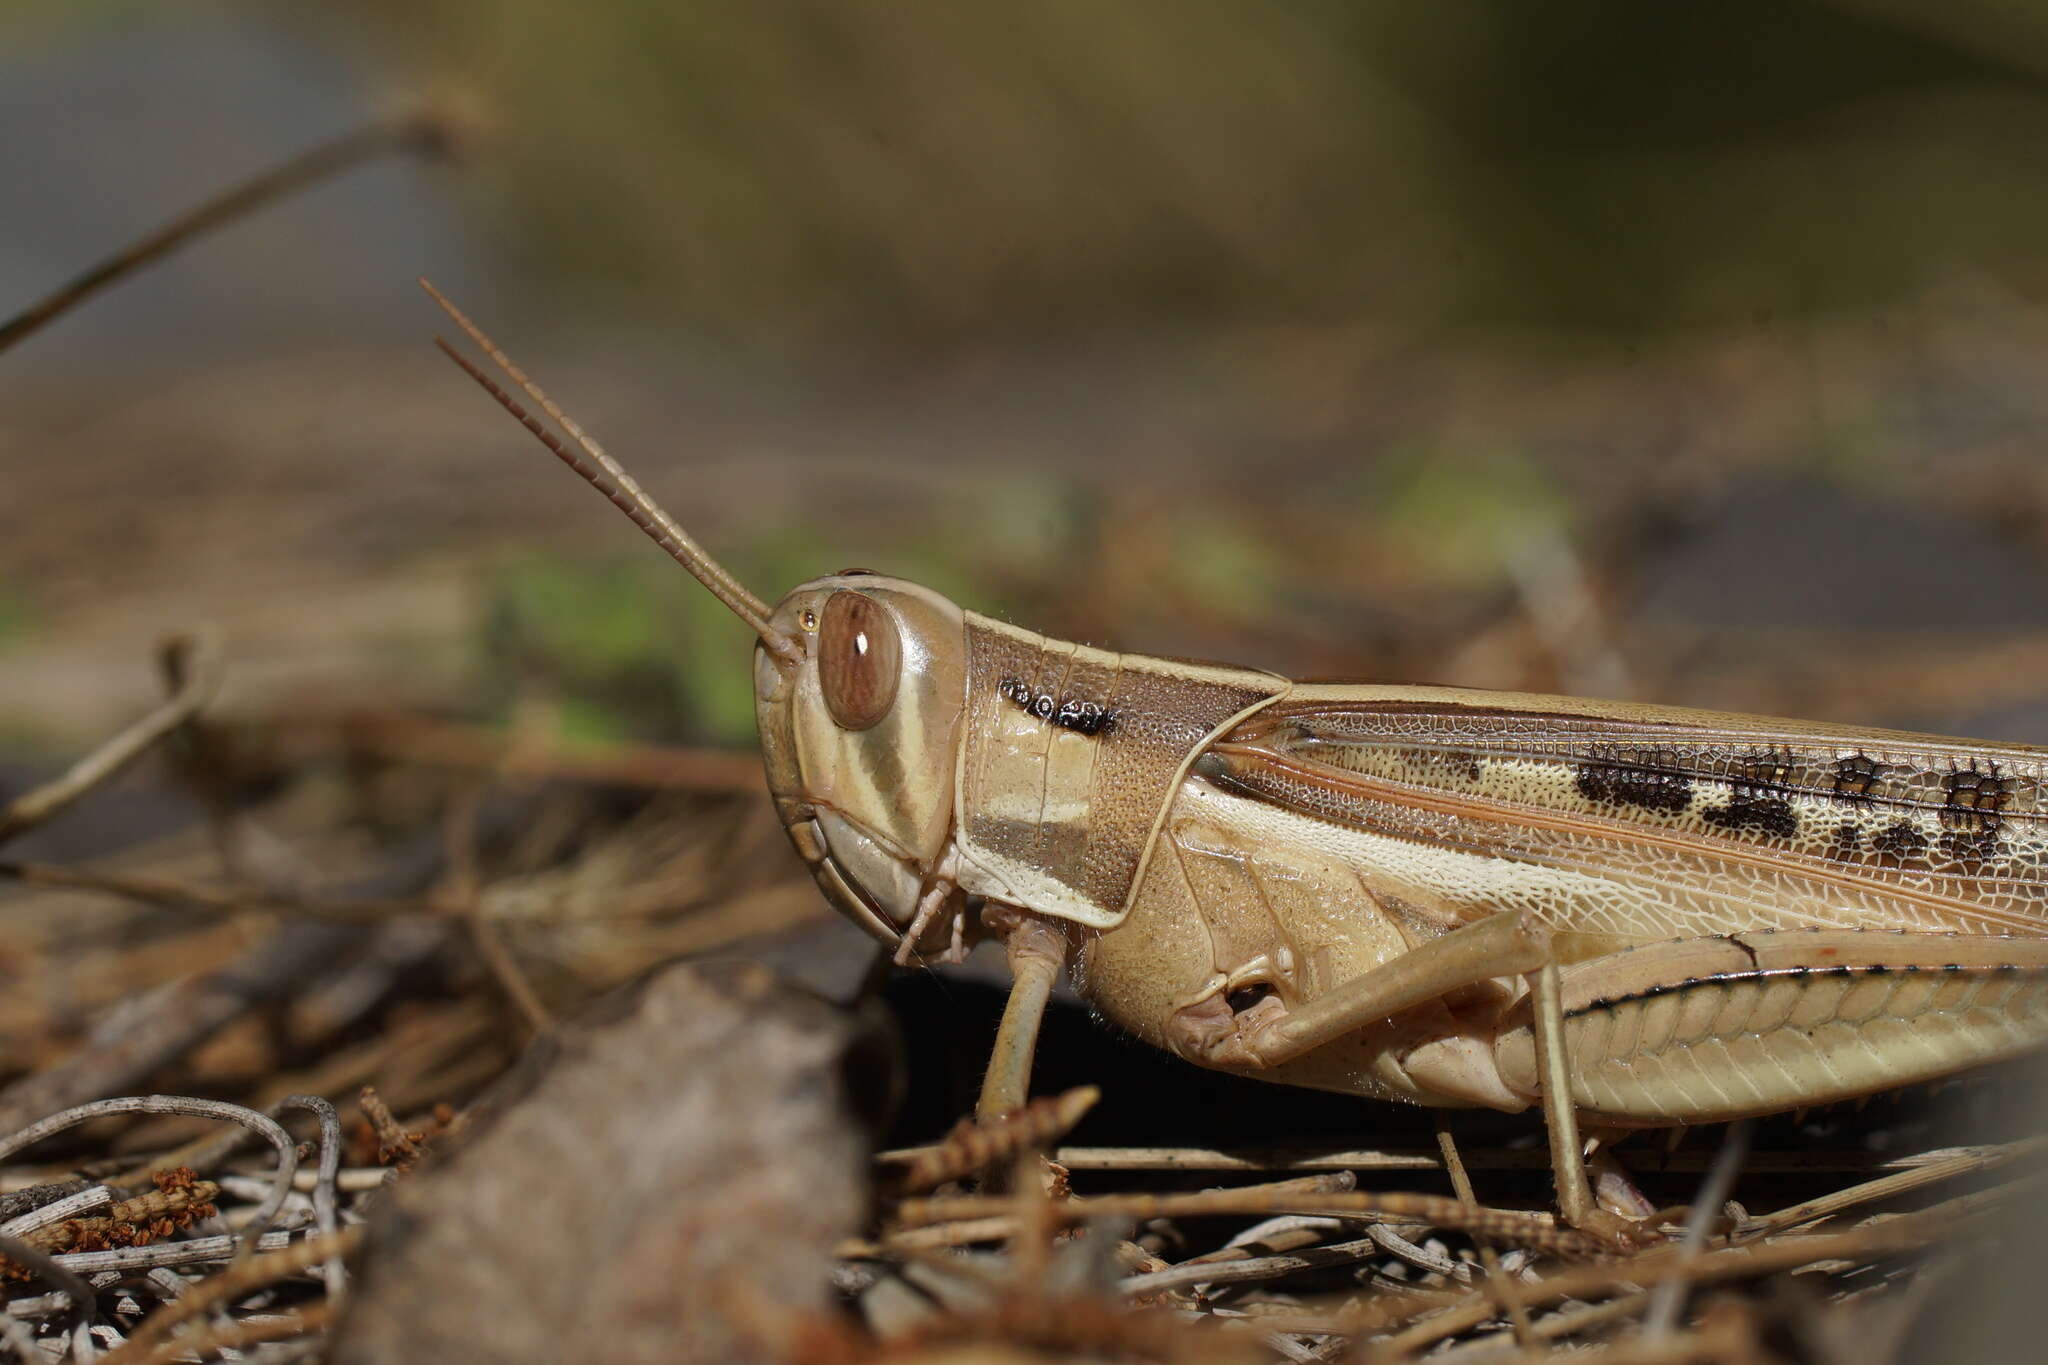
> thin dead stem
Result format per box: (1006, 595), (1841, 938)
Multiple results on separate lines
(247, 712), (768, 793)
(440, 783), (554, 1036)
(1642, 1117), (1753, 1337)
(0, 109), (453, 355)
(113, 1299), (335, 1365)
(0, 634), (221, 847)
(0, 1231), (93, 1333)
(896, 1181), (1602, 1259)
(0, 860), (455, 921)
(1743, 1134), (2045, 1237)
(1355, 1205), (1967, 1357)
(899, 1086), (1099, 1193)
(271, 1096), (347, 1302)
(1437, 1119), (1532, 1343)
(100, 1227), (358, 1365)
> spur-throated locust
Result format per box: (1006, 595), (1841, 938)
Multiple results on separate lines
(424, 281), (2048, 1242)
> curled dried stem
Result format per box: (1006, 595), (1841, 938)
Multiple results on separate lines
(273, 1096), (347, 1301)
(0, 1095), (296, 1258)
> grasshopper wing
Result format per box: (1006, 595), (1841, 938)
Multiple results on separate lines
(1195, 684), (2048, 942)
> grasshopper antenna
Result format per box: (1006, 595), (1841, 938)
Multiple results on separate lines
(420, 279), (803, 667)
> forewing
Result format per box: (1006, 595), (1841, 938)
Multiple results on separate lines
(1197, 686), (2048, 941)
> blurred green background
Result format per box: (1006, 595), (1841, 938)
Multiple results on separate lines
(320, 1), (2048, 339)
(8, 0), (2048, 753)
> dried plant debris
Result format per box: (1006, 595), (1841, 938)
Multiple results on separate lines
(3, 1170), (219, 1267)
(352, 1085), (458, 1174)
(891, 1086), (1101, 1195)
(0, 1094), (359, 1361)
(0, 631), (2044, 1362)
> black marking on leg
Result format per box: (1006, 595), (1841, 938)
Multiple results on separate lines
(1561, 959), (2019, 1021)
(1721, 934), (1762, 971)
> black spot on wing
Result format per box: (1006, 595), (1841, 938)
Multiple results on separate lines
(1700, 790), (1798, 839)
(1942, 762), (2010, 833)
(1574, 756), (1693, 814)
(1872, 819), (1929, 865)
(1940, 823), (2004, 872)
(1831, 753), (1887, 804)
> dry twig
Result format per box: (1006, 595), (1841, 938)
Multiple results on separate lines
(0, 859), (455, 922)
(0, 634), (221, 847)
(272, 1095), (347, 1300)
(12, 1175), (219, 1260)
(1642, 1117), (1753, 1336)
(0, 1231), (93, 1333)
(357, 1086), (426, 1172)
(1742, 1134), (2045, 1237)
(897, 1182), (1604, 1259)
(0, 1095), (297, 1255)
(897, 1086), (1100, 1193)
(253, 712), (768, 793)
(0, 109), (453, 354)
(114, 1301), (336, 1365)
(100, 1227), (360, 1365)
(1438, 1118), (1533, 1343)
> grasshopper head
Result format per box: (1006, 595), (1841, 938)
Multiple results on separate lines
(422, 283), (973, 961)
(755, 575), (971, 952)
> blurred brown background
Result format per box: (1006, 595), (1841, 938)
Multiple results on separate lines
(7, 0), (2048, 754)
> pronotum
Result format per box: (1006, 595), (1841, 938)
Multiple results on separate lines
(425, 280), (2048, 1244)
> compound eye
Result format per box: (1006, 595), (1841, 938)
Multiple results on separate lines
(817, 591), (900, 731)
